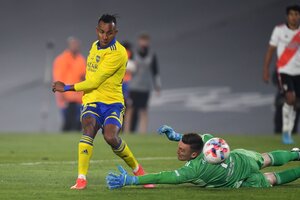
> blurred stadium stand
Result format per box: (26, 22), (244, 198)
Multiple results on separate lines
(0, 0), (297, 133)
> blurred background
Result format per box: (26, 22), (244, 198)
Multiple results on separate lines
(0, 0), (297, 134)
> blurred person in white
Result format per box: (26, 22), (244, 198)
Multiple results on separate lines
(125, 33), (161, 134)
(263, 5), (300, 144)
(53, 37), (86, 131)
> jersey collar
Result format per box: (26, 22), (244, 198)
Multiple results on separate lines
(97, 38), (116, 50)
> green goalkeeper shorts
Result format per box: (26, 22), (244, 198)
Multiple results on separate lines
(233, 149), (271, 188)
(241, 172), (272, 188)
(233, 149), (264, 169)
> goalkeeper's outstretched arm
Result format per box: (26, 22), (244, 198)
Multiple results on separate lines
(106, 165), (197, 189)
(157, 125), (214, 143)
(157, 125), (183, 141)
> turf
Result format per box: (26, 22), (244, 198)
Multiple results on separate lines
(0, 133), (299, 200)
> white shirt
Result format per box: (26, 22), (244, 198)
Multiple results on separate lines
(270, 24), (300, 75)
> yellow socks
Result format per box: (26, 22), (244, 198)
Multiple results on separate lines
(78, 135), (94, 178)
(77, 136), (138, 178)
(113, 139), (139, 170)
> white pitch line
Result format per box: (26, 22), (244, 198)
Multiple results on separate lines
(0, 157), (176, 167)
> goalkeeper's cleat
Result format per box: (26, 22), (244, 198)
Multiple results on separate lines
(133, 164), (155, 188)
(282, 132), (294, 144)
(291, 147), (300, 152)
(70, 178), (87, 190)
(291, 147), (300, 160)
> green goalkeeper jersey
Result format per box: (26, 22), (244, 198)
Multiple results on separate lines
(137, 134), (265, 188)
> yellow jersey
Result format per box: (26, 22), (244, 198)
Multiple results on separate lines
(74, 38), (127, 105)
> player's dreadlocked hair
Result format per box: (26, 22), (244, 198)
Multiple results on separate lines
(182, 133), (204, 153)
(98, 14), (118, 25)
(286, 4), (300, 15)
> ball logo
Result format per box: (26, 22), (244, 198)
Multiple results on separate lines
(203, 137), (230, 164)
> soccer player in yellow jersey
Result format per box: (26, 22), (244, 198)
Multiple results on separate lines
(52, 14), (154, 190)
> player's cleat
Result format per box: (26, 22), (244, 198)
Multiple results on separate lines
(291, 147), (300, 152)
(291, 147), (300, 160)
(282, 132), (294, 144)
(70, 178), (87, 190)
(133, 165), (155, 188)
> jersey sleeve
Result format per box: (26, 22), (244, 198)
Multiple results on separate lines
(74, 52), (122, 91)
(269, 26), (280, 47)
(137, 163), (198, 185)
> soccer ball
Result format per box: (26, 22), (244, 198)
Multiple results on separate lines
(203, 137), (230, 164)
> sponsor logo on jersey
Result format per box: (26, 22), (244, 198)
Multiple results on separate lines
(96, 55), (100, 62)
(87, 62), (98, 72)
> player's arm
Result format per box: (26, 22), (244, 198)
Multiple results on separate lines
(263, 45), (276, 83)
(137, 165), (197, 185)
(157, 125), (214, 143)
(157, 125), (183, 141)
(52, 53), (122, 93)
(263, 26), (279, 83)
(150, 54), (161, 93)
(106, 165), (197, 189)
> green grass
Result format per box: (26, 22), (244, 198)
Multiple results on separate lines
(0, 133), (299, 200)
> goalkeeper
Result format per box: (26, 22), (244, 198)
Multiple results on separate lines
(106, 125), (300, 189)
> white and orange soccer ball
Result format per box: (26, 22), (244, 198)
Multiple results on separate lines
(203, 137), (230, 164)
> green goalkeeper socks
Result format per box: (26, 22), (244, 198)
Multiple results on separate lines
(268, 150), (299, 166)
(274, 167), (300, 185)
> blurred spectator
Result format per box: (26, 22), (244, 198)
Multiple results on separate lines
(53, 37), (86, 131)
(263, 4), (300, 144)
(121, 41), (136, 132)
(125, 33), (161, 134)
(272, 71), (300, 134)
(121, 41), (136, 104)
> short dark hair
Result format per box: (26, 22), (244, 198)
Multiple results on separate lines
(286, 4), (300, 15)
(98, 14), (117, 25)
(182, 133), (204, 153)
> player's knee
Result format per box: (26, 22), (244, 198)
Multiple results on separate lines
(264, 172), (277, 186)
(103, 124), (121, 147)
(261, 153), (272, 168)
(81, 116), (98, 137)
(285, 92), (296, 105)
(103, 133), (119, 147)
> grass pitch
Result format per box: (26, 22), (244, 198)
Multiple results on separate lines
(0, 133), (299, 200)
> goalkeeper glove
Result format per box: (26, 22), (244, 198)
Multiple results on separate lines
(157, 125), (182, 141)
(106, 165), (138, 189)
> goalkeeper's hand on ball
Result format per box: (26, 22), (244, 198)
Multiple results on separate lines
(106, 165), (138, 189)
(157, 125), (182, 141)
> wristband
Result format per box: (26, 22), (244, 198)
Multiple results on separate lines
(64, 85), (72, 91)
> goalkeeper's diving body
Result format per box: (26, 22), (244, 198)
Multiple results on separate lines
(106, 125), (300, 189)
(52, 14), (153, 190)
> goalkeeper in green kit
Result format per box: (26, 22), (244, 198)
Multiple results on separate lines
(106, 125), (300, 189)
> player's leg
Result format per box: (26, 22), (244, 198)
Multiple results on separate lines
(102, 104), (139, 170)
(102, 103), (154, 188)
(137, 91), (150, 134)
(274, 92), (284, 134)
(261, 149), (300, 168)
(292, 74), (300, 134)
(129, 91), (139, 132)
(264, 167), (300, 186)
(138, 109), (148, 134)
(71, 105), (101, 190)
(280, 73), (296, 144)
(123, 88), (133, 133)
